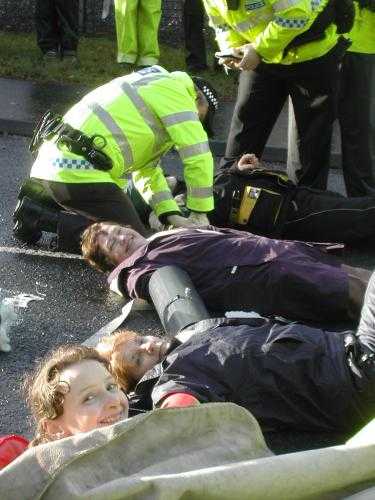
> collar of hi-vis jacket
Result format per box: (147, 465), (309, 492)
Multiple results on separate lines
(169, 70), (198, 102)
(128, 65), (198, 103)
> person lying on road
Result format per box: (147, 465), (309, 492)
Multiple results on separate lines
(131, 153), (375, 244)
(97, 269), (375, 435)
(81, 222), (371, 323)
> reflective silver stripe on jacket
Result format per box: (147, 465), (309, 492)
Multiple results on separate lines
(272, 0), (300, 12)
(161, 111), (199, 127)
(119, 81), (168, 152)
(132, 75), (169, 89)
(311, 0), (322, 11)
(87, 102), (134, 166)
(150, 190), (174, 207)
(178, 141), (211, 159)
(187, 186), (213, 198)
(234, 12), (273, 33)
(236, 12), (273, 31)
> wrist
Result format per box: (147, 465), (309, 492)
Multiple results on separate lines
(160, 211), (181, 224)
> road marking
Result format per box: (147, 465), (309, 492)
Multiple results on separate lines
(0, 246), (82, 260)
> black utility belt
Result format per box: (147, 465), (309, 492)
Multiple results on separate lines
(29, 110), (113, 171)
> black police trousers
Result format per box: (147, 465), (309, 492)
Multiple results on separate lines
(283, 186), (375, 244)
(339, 52), (375, 197)
(31, 178), (149, 252)
(223, 40), (347, 190)
(35, 0), (79, 54)
(183, 0), (207, 70)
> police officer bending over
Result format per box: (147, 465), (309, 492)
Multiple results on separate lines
(13, 66), (218, 252)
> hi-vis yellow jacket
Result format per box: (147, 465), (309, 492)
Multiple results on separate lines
(30, 66), (214, 217)
(203, 0), (340, 64)
(346, 3), (375, 54)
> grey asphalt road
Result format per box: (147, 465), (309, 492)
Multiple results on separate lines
(0, 134), (374, 454)
(0, 135), (163, 439)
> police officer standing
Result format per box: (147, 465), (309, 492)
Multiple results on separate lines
(184, 0), (209, 71)
(35, 0), (79, 60)
(339, 0), (375, 197)
(204, 0), (352, 190)
(13, 67), (218, 252)
(114, 0), (161, 68)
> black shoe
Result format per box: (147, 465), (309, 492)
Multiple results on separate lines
(13, 197), (42, 243)
(43, 49), (60, 61)
(13, 197), (59, 244)
(13, 219), (42, 244)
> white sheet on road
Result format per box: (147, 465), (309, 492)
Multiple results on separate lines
(1, 403), (375, 500)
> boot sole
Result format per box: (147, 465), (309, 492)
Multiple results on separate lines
(13, 220), (42, 244)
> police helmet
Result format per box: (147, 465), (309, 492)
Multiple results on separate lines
(192, 77), (219, 138)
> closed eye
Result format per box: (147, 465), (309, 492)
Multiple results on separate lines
(83, 393), (96, 403)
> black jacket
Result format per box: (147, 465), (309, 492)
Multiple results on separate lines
(210, 165), (295, 238)
(129, 318), (372, 433)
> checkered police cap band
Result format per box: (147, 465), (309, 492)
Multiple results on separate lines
(192, 77), (219, 112)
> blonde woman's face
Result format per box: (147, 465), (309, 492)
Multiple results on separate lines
(119, 335), (172, 380)
(50, 360), (128, 438)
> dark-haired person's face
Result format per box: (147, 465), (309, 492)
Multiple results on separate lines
(46, 360), (129, 439)
(97, 224), (147, 265)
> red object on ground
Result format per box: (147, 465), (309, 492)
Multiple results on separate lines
(160, 392), (200, 409)
(0, 435), (29, 469)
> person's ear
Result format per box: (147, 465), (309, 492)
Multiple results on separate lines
(196, 90), (205, 105)
(42, 417), (68, 441)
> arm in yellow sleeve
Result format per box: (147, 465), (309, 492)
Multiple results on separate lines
(253, 0), (314, 62)
(132, 164), (181, 218)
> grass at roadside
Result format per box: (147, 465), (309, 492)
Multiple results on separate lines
(0, 31), (237, 100)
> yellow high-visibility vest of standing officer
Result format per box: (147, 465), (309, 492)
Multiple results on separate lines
(204, 0), (350, 190)
(27, 66), (217, 234)
(114, 0), (161, 67)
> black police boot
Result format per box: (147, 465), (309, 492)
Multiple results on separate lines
(13, 197), (59, 244)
